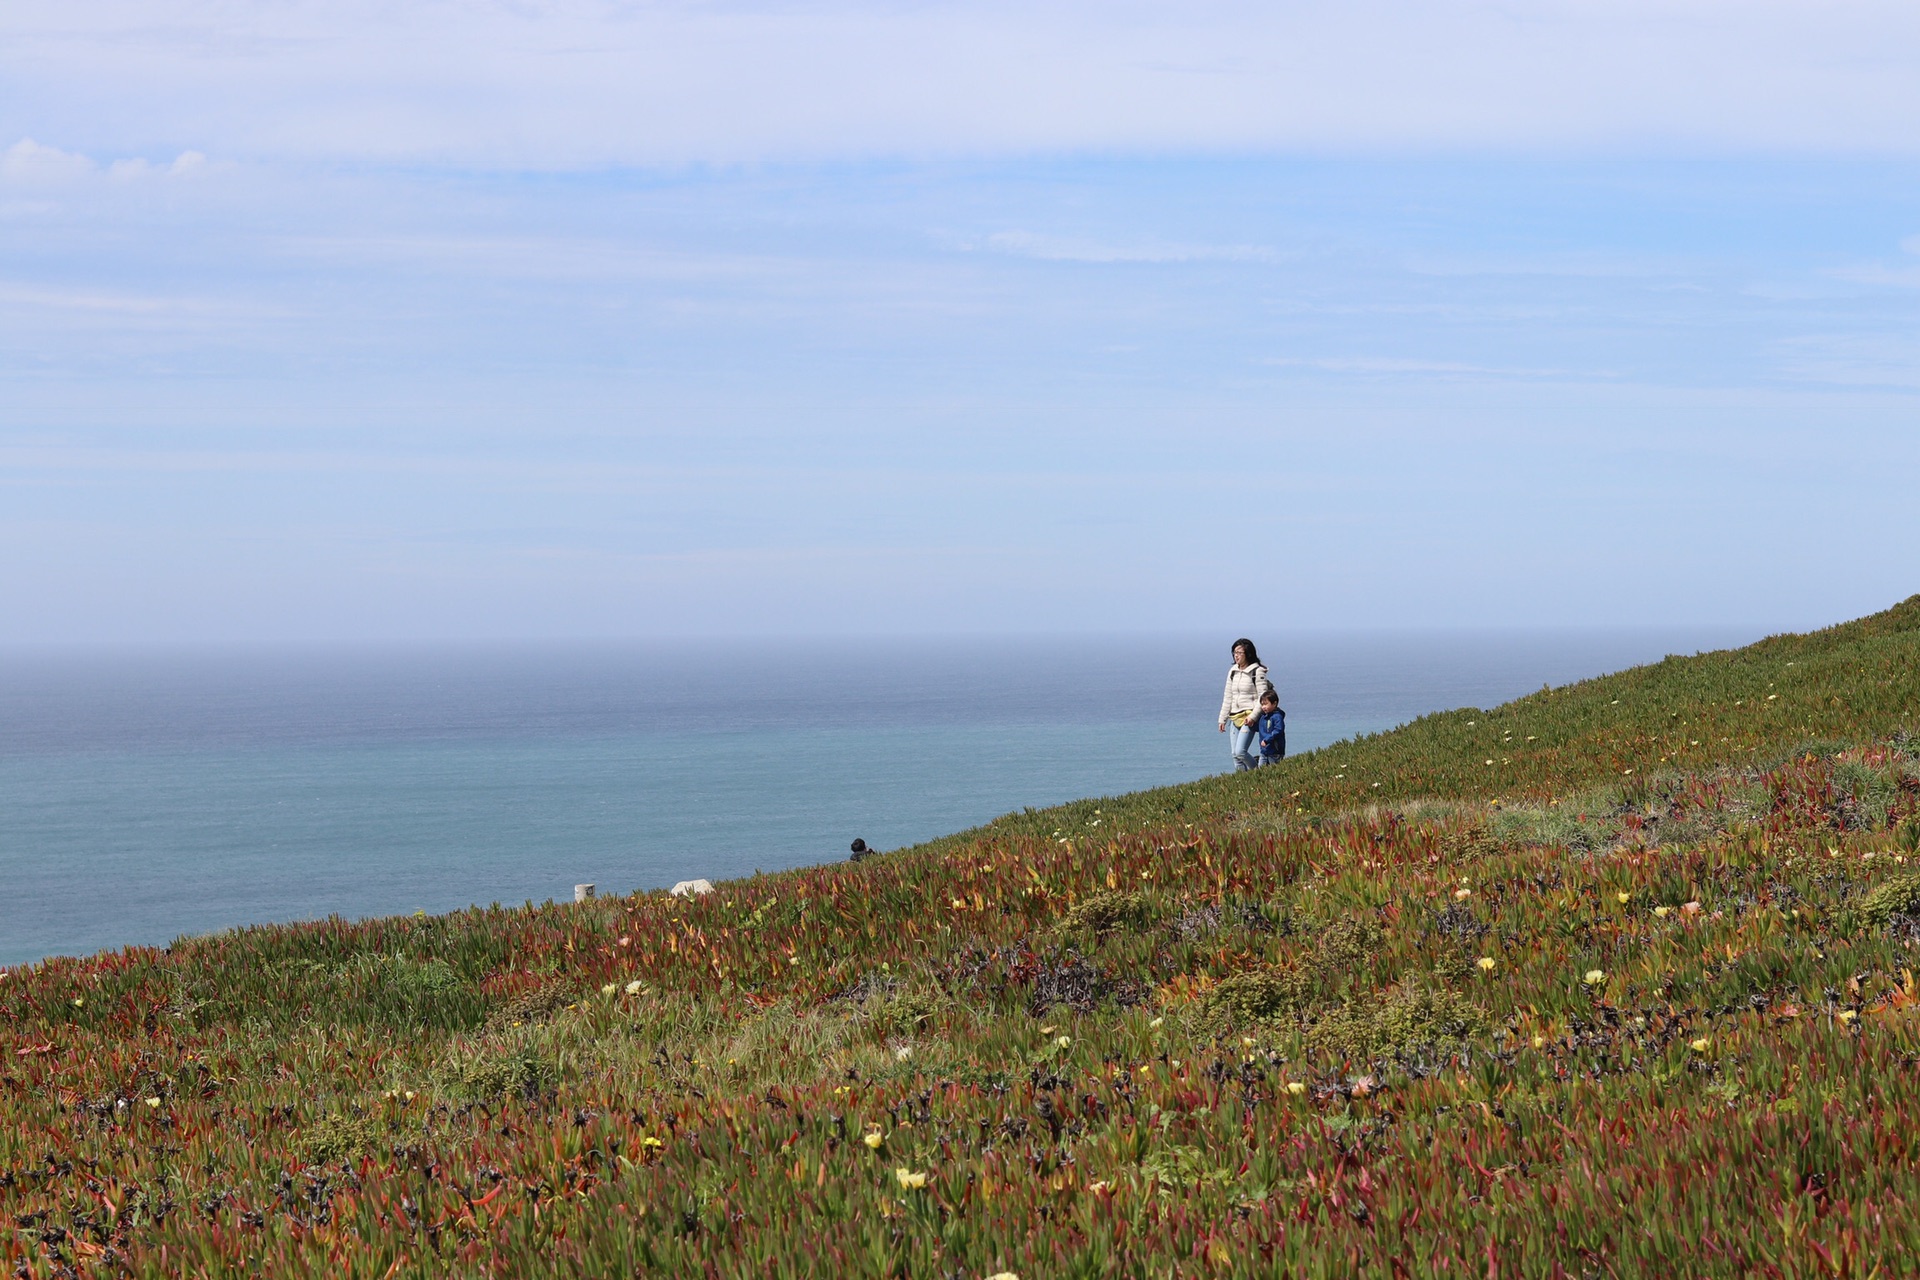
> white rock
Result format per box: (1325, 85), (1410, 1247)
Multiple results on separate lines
(670, 879), (714, 897)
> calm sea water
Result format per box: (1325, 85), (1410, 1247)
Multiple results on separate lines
(0, 629), (1753, 966)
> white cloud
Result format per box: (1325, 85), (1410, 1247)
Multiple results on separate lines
(1262, 356), (1602, 379)
(1, 138), (95, 184)
(1774, 334), (1920, 389)
(4, 2), (1920, 167)
(1829, 264), (1920, 289)
(976, 231), (1280, 264)
(106, 150), (205, 181)
(3, 139), (209, 190)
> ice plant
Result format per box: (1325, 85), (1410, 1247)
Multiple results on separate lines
(0, 598), (1915, 1277)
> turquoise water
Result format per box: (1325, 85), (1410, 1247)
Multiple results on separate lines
(0, 630), (1752, 965)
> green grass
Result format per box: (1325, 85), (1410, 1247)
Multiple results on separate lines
(3, 596), (1920, 1277)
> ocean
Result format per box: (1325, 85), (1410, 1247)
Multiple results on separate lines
(0, 628), (1755, 966)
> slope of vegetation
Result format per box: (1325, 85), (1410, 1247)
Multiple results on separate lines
(4, 597), (1920, 1277)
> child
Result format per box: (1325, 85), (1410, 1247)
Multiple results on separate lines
(1254, 691), (1286, 766)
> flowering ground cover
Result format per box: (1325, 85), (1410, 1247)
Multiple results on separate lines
(4, 597), (1920, 1278)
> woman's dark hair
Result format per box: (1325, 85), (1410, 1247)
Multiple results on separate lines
(1231, 637), (1261, 666)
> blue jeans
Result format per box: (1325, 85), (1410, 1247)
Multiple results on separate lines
(1228, 722), (1259, 772)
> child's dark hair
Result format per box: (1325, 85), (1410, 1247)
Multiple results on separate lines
(1259, 689), (1279, 705)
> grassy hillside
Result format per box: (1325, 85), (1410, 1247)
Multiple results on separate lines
(3, 598), (1919, 1278)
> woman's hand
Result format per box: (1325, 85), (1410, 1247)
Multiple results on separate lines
(1218, 722), (1227, 732)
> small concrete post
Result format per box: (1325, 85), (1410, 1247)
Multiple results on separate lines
(574, 883), (595, 903)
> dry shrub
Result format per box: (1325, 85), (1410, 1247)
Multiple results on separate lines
(1200, 966), (1311, 1028)
(435, 1037), (558, 1103)
(1439, 822), (1497, 860)
(1860, 872), (1920, 925)
(1307, 982), (1486, 1064)
(300, 1110), (380, 1166)
(1059, 892), (1150, 938)
(487, 979), (575, 1030)
(1314, 916), (1384, 968)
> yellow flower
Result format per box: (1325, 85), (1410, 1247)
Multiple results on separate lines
(1055, 1035), (1071, 1047)
(987, 1273), (1021, 1280)
(1148, 1017), (1164, 1027)
(1690, 1037), (1710, 1053)
(864, 1131), (885, 1150)
(1838, 1010), (1858, 1024)
(1654, 906), (1671, 918)
(1615, 892), (1631, 904)
(600, 983), (618, 995)
(641, 1135), (664, 1149)
(895, 1167), (928, 1190)
(624, 980), (643, 995)
(1476, 956), (1496, 971)
(1582, 969), (1606, 986)
(1286, 1081), (1307, 1095)
(144, 1097), (161, 1109)
(71, 998), (84, 1008)
(1454, 887), (1472, 900)
(404, 1090), (415, 1101)
(1532, 1035), (1547, 1049)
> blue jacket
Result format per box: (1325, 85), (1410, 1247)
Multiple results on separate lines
(1255, 709), (1286, 756)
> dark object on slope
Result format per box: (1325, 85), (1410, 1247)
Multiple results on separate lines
(849, 838), (875, 862)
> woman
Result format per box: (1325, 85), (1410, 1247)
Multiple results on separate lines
(1217, 638), (1274, 773)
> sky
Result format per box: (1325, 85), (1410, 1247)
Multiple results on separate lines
(3, 1), (1919, 642)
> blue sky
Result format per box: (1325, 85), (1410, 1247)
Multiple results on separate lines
(3, 2), (1919, 641)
